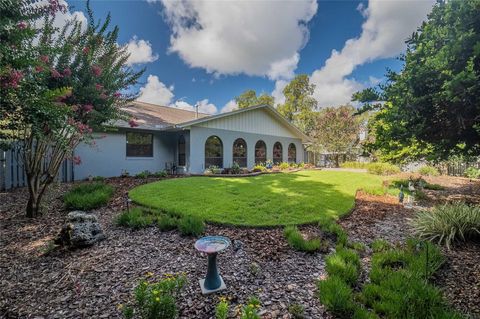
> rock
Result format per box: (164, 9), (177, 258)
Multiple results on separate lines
(55, 211), (106, 248)
(232, 239), (244, 252)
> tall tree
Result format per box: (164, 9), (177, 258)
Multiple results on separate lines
(234, 89), (274, 109)
(0, 0), (143, 217)
(277, 74), (318, 134)
(311, 105), (362, 167)
(355, 0), (480, 162)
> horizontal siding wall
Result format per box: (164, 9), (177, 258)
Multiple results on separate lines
(197, 108), (298, 138)
(189, 126), (304, 173)
(74, 130), (175, 180)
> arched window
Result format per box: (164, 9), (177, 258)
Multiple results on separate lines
(255, 140), (267, 164)
(178, 135), (186, 166)
(233, 138), (247, 167)
(205, 136), (223, 168)
(273, 142), (283, 164)
(288, 143), (296, 163)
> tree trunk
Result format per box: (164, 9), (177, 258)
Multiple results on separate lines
(335, 154), (340, 167)
(26, 174), (42, 218)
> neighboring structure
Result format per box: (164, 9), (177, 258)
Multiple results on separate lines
(74, 101), (309, 180)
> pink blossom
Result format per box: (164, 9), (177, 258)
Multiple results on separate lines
(128, 119), (139, 128)
(67, 117), (76, 125)
(51, 69), (62, 79)
(17, 21), (27, 30)
(95, 83), (103, 91)
(63, 68), (72, 77)
(35, 65), (44, 73)
(72, 155), (82, 165)
(48, 0), (66, 16)
(6, 69), (23, 88)
(40, 55), (49, 63)
(114, 92), (121, 98)
(83, 104), (94, 113)
(91, 65), (102, 77)
(99, 93), (107, 100)
(82, 47), (90, 55)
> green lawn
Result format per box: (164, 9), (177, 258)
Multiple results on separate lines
(129, 170), (384, 226)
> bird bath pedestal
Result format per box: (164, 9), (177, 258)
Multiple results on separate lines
(195, 236), (230, 295)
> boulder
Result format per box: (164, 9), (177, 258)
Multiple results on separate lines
(56, 211), (106, 248)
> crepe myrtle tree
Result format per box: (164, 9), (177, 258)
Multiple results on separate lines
(0, 0), (143, 217)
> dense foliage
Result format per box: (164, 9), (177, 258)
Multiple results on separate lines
(0, 0), (142, 216)
(234, 89), (274, 108)
(355, 0), (480, 163)
(63, 182), (114, 210)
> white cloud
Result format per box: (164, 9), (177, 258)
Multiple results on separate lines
(307, 0), (435, 108)
(160, 0), (317, 80)
(138, 75), (175, 105)
(271, 80), (288, 106)
(34, 0), (87, 33)
(172, 99), (217, 115)
(220, 100), (238, 113)
(125, 36), (159, 66)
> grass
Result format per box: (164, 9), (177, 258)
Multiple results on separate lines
(284, 226), (327, 252)
(64, 182), (114, 210)
(129, 171), (383, 226)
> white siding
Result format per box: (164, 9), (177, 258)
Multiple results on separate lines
(197, 108), (297, 138)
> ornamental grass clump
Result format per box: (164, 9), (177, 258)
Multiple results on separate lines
(411, 202), (480, 249)
(417, 165), (440, 176)
(317, 276), (355, 317)
(366, 163), (401, 176)
(116, 207), (155, 229)
(122, 274), (186, 319)
(63, 182), (114, 210)
(325, 248), (361, 286)
(284, 226), (324, 252)
(178, 215), (205, 236)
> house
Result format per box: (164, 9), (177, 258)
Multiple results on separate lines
(74, 101), (310, 180)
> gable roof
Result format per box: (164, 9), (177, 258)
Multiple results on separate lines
(171, 104), (311, 142)
(115, 101), (209, 130)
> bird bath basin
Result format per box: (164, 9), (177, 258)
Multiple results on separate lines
(195, 236), (230, 294)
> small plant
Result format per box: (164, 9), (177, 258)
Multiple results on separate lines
(178, 215), (205, 236)
(284, 226), (324, 252)
(417, 165), (440, 176)
(121, 169), (130, 177)
(411, 202), (480, 248)
(325, 248), (361, 286)
(350, 242), (367, 252)
(215, 297), (229, 319)
(156, 215), (178, 231)
(248, 262), (261, 277)
(464, 167), (480, 179)
(231, 161), (241, 174)
(240, 296), (261, 319)
(414, 189), (428, 200)
(317, 276), (355, 317)
(423, 182), (444, 190)
(136, 170), (151, 179)
(279, 162), (290, 170)
(252, 165), (266, 172)
(297, 162), (305, 169)
(361, 186), (387, 196)
(318, 217), (348, 247)
(64, 182), (114, 210)
(122, 274), (187, 319)
(153, 170), (168, 178)
(367, 163), (401, 176)
(340, 161), (370, 169)
(370, 239), (392, 253)
(288, 303), (305, 319)
(116, 207), (155, 229)
(93, 175), (105, 182)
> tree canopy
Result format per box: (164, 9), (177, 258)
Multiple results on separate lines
(234, 89), (274, 109)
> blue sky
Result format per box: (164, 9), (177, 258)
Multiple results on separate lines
(67, 0), (434, 114)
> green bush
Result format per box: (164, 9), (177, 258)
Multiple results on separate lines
(411, 202), (480, 248)
(116, 208), (155, 229)
(317, 276), (355, 317)
(136, 170), (151, 179)
(288, 303), (305, 319)
(64, 182), (114, 210)
(370, 239), (392, 253)
(284, 226), (325, 252)
(178, 215), (205, 236)
(325, 248), (361, 286)
(122, 274), (186, 319)
(340, 161), (370, 169)
(464, 167), (480, 179)
(423, 182), (444, 190)
(240, 296), (261, 319)
(215, 300), (229, 319)
(93, 175), (105, 182)
(417, 165), (440, 176)
(153, 170), (168, 178)
(361, 186), (387, 196)
(252, 165), (266, 172)
(156, 215), (178, 231)
(279, 162), (290, 170)
(367, 163), (401, 176)
(318, 217), (348, 247)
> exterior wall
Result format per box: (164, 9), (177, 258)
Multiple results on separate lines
(189, 126), (304, 173)
(74, 129), (175, 180)
(196, 108), (298, 138)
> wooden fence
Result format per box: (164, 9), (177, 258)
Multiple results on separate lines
(0, 145), (74, 191)
(438, 161), (480, 177)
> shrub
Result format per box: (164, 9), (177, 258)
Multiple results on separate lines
(215, 299), (229, 319)
(156, 215), (178, 231)
(178, 215), (205, 236)
(153, 170), (168, 178)
(423, 182), (444, 190)
(231, 161), (241, 174)
(370, 239), (392, 253)
(252, 165), (266, 172)
(318, 217), (348, 247)
(116, 208), (155, 229)
(349, 242), (366, 252)
(284, 226), (324, 252)
(411, 202), (480, 248)
(464, 167), (480, 179)
(64, 182), (114, 210)
(240, 296), (261, 319)
(279, 162), (290, 170)
(417, 165), (440, 176)
(297, 162), (305, 169)
(340, 161), (370, 169)
(367, 163), (401, 176)
(135, 170), (151, 179)
(288, 303), (305, 319)
(317, 276), (355, 317)
(361, 186), (387, 196)
(325, 248), (361, 286)
(93, 175), (105, 182)
(122, 274), (186, 319)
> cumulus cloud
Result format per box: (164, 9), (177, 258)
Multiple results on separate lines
(307, 0), (435, 108)
(220, 100), (238, 113)
(34, 0), (87, 33)
(138, 75), (218, 114)
(125, 36), (159, 66)
(160, 0), (317, 80)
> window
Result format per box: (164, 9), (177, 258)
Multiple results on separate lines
(178, 135), (186, 166)
(205, 136), (223, 168)
(255, 140), (266, 164)
(273, 142), (283, 164)
(233, 138), (247, 167)
(126, 132), (153, 157)
(288, 143), (296, 163)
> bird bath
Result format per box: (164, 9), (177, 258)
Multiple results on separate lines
(195, 236), (231, 294)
